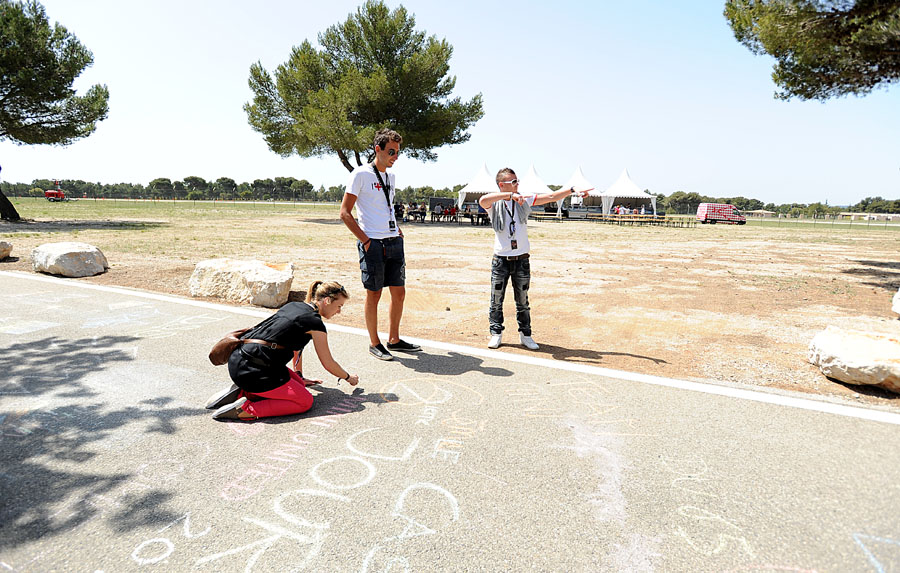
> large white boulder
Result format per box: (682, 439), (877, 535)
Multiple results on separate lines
(0, 241), (11, 260)
(893, 288), (900, 317)
(190, 258), (293, 308)
(808, 326), (900, 394)
(31, 242), (109, 277)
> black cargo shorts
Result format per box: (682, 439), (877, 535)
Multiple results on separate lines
(358, 236), (405, 291)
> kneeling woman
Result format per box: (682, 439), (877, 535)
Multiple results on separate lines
(206, 280), (359, 421)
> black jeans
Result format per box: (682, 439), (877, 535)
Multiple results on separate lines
(489, 255), (531, 336)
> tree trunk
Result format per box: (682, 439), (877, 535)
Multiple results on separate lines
(336, 149), (354, 172)
(0, 190), (21, 221)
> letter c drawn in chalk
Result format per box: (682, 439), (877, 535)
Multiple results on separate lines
(345, 428), (420, 461)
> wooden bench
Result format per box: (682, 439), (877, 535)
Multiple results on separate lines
(585, 214), (694, 227)
(459, 212), (489, 226)
(528, 213), (563, 222)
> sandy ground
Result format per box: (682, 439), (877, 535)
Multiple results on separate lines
(3, 213), (900, 410)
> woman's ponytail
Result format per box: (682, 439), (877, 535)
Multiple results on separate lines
(307, 280), (348, 302)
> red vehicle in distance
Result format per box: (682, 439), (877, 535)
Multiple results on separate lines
(696, 202), (746, 224)
(44, 180), (68, 202)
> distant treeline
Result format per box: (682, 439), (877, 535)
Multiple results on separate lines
(0, 176), (460, 204)
(3, 177), (898, 216)
(654, 191), (900, 217)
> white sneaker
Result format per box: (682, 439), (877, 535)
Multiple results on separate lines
(519, 333), (539, 350)
(488, 333), (502, 349)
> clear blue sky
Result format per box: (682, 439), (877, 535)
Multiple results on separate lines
(2, 0), (898, 205)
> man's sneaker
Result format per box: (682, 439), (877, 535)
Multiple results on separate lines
(369, 343), (394, 361)
(386, 339), (422, 352)
(519, 333), (539, 350)
(213, 397), (253, 421)
(488, 333), (502, 349)
(205, 383), (241, 409)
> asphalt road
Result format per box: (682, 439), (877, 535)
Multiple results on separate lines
(1, 270), (899, 572)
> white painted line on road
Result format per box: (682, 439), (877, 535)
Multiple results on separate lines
(4, 270), (899, 426)
(385, 335), (900, 426)
(2, 270), (272, 319)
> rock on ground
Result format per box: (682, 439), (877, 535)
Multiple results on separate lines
(0, 241), (11, 260)
(189, 258), (293, 308)
(31, 242), (109, 277)
(893, 288), (900, 317)
(808, 326), (900, 394)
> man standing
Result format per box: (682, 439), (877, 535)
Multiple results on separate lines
(340, 128), (421, 360)
(479, 168), (588, 350)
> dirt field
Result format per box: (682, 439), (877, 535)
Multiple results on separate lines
(3, 199), (900, 410)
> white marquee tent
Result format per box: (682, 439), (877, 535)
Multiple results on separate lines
(518, 165), (554, 198)
(600, 168), (656, 215)
(556, 166), (597, 215)
(456, 163), (496, 207)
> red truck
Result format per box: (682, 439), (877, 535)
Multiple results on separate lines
(44, 180), (68, 202)
(696, 202), (746, 224)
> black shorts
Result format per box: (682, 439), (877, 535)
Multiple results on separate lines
(358, 236), (406, 291)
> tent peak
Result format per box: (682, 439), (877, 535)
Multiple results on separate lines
(519, 164), (552, 196)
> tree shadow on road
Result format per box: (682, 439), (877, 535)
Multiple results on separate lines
(1, 335), (138, 398)
(0, 335), (206, 551)
(392, 351), (514, 377)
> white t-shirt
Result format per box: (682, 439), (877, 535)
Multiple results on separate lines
(492, 195), (536, 256)
(346, 164), (399, 239)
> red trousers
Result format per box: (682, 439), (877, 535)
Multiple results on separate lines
(240, 369), (314, 419)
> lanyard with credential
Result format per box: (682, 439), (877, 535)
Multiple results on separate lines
(504, 200), (516, 237)
(372, 164), (396, 229)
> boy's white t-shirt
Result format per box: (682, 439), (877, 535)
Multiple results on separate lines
(492, 195), (536, 256)
(346, 164), (398, 239)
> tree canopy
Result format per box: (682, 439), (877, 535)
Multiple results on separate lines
(0, 0), (109, 144)
(724, 0), (900, 100)
(0, 0), (109, 220)
(244, 0), (483, 172)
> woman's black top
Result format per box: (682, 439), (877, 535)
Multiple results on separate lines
(227, 302), (326, 393)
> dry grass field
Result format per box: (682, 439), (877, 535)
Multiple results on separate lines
(3, 197), (900, 409)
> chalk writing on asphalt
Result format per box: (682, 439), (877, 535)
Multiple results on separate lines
(195, 426), (459, 571)
(662, 457), (756, 559)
